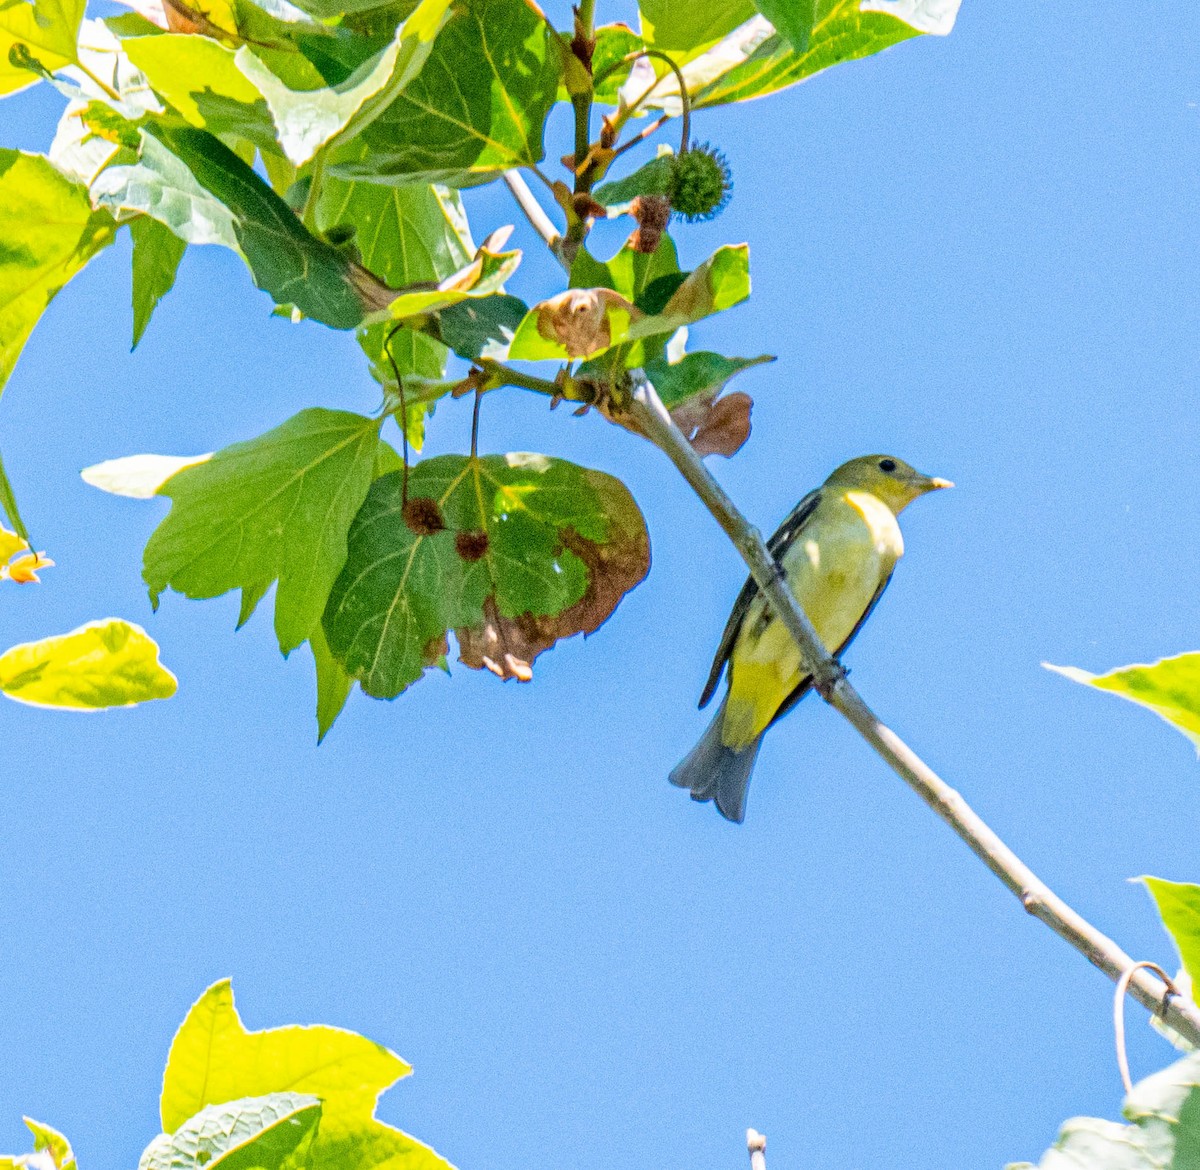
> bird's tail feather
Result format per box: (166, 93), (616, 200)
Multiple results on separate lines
(669, 697), (764, 824)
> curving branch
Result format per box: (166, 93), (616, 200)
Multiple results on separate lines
(626, 369), (1200, 1049)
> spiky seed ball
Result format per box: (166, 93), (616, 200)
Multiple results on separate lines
(667, 141), (732, 222)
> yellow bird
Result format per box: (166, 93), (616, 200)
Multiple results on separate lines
(671, 455), (952, 823)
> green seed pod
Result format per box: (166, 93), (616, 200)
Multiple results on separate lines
(667, 141), (733, 222)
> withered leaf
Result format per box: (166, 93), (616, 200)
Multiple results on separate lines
(673, 389), (753, 458)
(323, 454), (650, 699)
(533, 288), (641, 359)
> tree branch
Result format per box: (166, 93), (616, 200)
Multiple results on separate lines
(627, 369), (1200, 1049)
(502, 171), (566, 269)
(747, 1130), (766, 1170)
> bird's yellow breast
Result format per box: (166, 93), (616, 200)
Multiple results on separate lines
(721, 490), (903, 749)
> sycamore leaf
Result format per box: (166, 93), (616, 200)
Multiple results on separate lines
(83, 452), (213, 498)
(141, 409), (381, 655)
(121, 34), (274, 144)
(92, 131), (241, 250)
(641, 0), (959, 113)
(0, 150), (116, 399)
(638, 0), (756, 53)
(146, 124), (384, 327)
(751, 0), (815, 52)
(161, 980), (453, 1170)
(329, 0), (561, 187)
(323, 453), (650, 698)
(131, 214), (186, 348)
(315, 177), (473, 430)
(0, 450), (30, 544)
(0, 619), (177, 709)
(381, 233), (520, 324)
(1006, 1050), (1200, 1170)
(645, 350), (771, 457)
(1045, 654), (1200, 751)
(310, 622), (351, 742)
(593, 153), (674, 207)
(1141, 877), (1200, 1008)
(139, 1094), (321, 1170)
(233, 0), (454, 166)
(510, 244), (748, 363)
(0, 0), (85, 96)
(0, 1117), (76, 1170)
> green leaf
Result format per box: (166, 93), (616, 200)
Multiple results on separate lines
(0, 449), (30, 544)
(161, 980), (453, 1170)
(311, 621), (352, 742)
(382, 237), (521, 323)
(1007, 1050), (1200, 1170)
(83, 452), (213, 498)
(509, 243), (748, 364)
(142, 408), (382, 655)
(22, 1119), (75, 1170)
(1045, 654), (1200, 751)
(638, 0), (756, 52)
(147, 124), (381, 327)
(121, 34), (276, 146)
(323, 453), (650, 698)
(1142, 877), (1200, 1008)
(329, 0), (561, 186)
(644, 349), (773, 409)
(0, 0), (85, 96)
(642, 0), (959, 111)
(752, 0), (815, 52)
(436, 293), (527, 360)
(570, 233), (680, 305)
(593, 152), (674, 207)
(589, 23), (643, 103)
(315, 177), (472, 423)
(131, 214), (186, 349)
(92, 132), (241, 250)
(139, 1094), (321, 1170)
(234, 0), (454, 166)
(0, 619), (177, 710)
(0, 1118), (76, 1170)
(0, 150), (116, 398)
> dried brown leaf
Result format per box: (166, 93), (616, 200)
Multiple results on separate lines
(672, 390), (753, 458)
(534, 288), (640, 359)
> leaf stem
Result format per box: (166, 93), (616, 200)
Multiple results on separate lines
(626, 368), (1200, 1050)
(76, 60), (122, 103)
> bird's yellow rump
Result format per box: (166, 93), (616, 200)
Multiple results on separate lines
(670, 455), (951, 823)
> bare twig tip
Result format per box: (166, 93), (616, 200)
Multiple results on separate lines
(746, 1130), (766, 1153)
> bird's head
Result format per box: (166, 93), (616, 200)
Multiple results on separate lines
(824, 455), (953, 514)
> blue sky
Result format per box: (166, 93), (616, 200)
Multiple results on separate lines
(5, 3), (1200, 1168)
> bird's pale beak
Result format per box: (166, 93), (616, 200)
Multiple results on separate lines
(928, 477), (954, 490)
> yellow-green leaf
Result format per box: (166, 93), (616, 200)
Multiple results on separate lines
(0, 150), (116, 399)
(1142, 876), (1200, 1008)
(0, 0), (85, 96)
(0, 619), (177, 709)
(161, 980), (454, 1170)
(1045, 653), (1200, 750)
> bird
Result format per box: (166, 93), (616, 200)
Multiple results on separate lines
(670, 454), (952, 823)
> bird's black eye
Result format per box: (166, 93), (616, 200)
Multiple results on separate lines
(879, 458), (897, 473)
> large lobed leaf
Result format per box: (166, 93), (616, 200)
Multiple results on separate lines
(0, 619), (177, 709)
(329, 0), (561, 187)
(1045, 653), (1200, 752)
(637, 0), (960, 112)
(1007, 1050), (1200, 1169)
(0, 150), (115, 399)
(0, 0), (85, 96)
(323, 452), (650, 697)
(140, 1094), (321, 1170)
(160, 980), (453, 1170)
(141, 408), (382, 655)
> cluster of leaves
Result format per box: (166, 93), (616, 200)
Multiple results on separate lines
(0, 0), (958, 735)
(1, 980), (451, 1170)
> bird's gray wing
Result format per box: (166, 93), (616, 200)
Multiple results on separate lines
(697, 487), (824, 709)
(766, 568), (894, 727)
